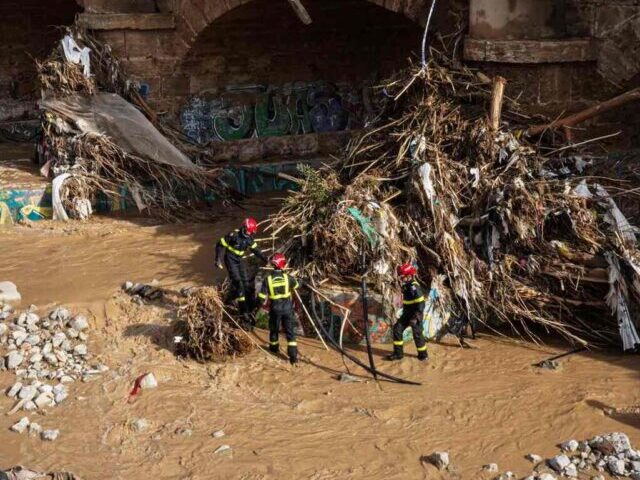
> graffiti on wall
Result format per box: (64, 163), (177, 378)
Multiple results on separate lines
(0, 186), (52, 225)
(180, 81), (379, 144)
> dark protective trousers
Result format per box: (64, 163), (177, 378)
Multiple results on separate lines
(392, 307), (427, 357)
(224, 256), (251, 315)
(268, 308), (298, 362)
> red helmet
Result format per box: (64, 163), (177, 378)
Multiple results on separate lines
(271, 253), (287, 270)
(397, 262), (417, 276)
(243, 217), (258, 235)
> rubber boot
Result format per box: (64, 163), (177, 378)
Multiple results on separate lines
(386, 344), (404, 361)
(287, 343), (298, 365)
(417, 350), (429, 361)
(269, 342), (279, 355)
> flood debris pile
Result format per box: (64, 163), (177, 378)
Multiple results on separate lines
(1, 464), (82, 480)
(484, 432), (640, 479)
(1, 303), (107, 418)
(174, 287), (253, 361)
(271, 55), (640, 349)
(37, 30), (226, 220)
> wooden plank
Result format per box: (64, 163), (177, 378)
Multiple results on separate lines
(463, 37), (598, 64)
(78, 13), (175, 31)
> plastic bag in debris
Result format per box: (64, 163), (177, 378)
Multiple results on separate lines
(573, 179), (593, 199)
(605, 252), (640, 352)
(347, 207), (379, 247)
(1, 465), (82, 480)
(61, 35), (91, 77)
(596, 184), (637, 244)
(418, 163), (436, 205)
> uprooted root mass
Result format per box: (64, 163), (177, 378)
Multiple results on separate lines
(175, 287), (254, 361)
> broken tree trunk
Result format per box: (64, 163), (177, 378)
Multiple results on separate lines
(527, 86), (640, 137)
(490, 76), (507, 131)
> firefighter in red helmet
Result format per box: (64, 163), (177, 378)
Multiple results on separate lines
(215, 218), (268, 327)
(387, 262), (428, 361)
(258, 253), (300, 365)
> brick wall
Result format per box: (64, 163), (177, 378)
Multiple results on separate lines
(0, 0), (81, 121)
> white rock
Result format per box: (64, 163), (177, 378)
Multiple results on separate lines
(6, 351), (24, 369)
(29, 353), (43, 364)
(41, 429), (60, 441)
(0, 282), (21, 303)
(538, 474), (557, 480)
(28, 422), (42, 435)
(55, 350), (68, 363)
(54, 391), (68, 404)
(140, 373), (158, 389)
(38, 384), (53, 394)
(592, 432), (632, 455)
(70, 315), (89, 331)
(50, 307), (70, 322)
(34, 392), (54, 409)
(10, 416), (30, 433)
(123, 281), (134, 292)
(564, 463), (578, 477)
(132, 418), (149, 432)
(11, 330), (27, 345)
(67, 328), (79, 339)
(18, 385), (38, 400)
(44, 353), (58, 365)
(61, 340), (72, 352)
(212, 430), (225, 439)
(548, 455), (572, 472)
(60, 375), (74, 384)
(23, 400), (37, 411)
(73, 344), (88, 356)
(52, 332), (66, 348)
(79, 332), (88, 342)
(591, 475), (605, 480)
(425, 452), (449, 470)
(214, 445), (232, 456)
(25, 334), (41, 346)
(7, 382), (23, 398)
(0, 323), (8, 337)
(561, 439), (579, 453)
(482, 463), (498, 473)
(526, 454), (543, 464)
(607, 458), (626, 476)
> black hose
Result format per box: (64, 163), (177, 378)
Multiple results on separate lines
(307, 289), (421, 386)
(361, 272), (378, 381)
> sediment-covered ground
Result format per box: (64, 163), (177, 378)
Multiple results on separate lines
(1, 202), (638, 479)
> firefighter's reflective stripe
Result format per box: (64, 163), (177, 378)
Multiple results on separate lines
(393, 340), (404, 346)
(287, 341), (297, 347)
(258, 292), (267, 300)
(220, 237), (245, 256)
(250, 242), (258, 249)
(403, 296), (425, 305)
(416, 345), (428, 352)
(269, 340), (279, 346)
(235, 296), (246, 302)
(267, 274), (291, 300)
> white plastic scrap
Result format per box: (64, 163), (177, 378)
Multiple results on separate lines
(573, 179), (593, 199)
(51, 173), (72, 221)
(469, 168), (480, 188)
(605, 252), (640, 352)
(596, 184), (637, 244)
(418, 163), (436, 206)
(61, 35), (91, 77)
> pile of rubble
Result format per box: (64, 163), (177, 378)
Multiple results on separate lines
(482, 432), (640, 479)
(1, 302), (107, 439)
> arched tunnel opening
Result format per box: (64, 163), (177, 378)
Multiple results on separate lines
(0, 0), (82, 123)
(177, 0), (424, 160)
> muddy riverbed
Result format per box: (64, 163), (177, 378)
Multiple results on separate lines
(0, 201), (638, 479)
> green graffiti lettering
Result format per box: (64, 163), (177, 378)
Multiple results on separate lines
(213, 106), (255, 141)
(255, 93), (292, 137)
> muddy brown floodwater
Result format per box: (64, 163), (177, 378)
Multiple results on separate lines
(0, 197), (638, 480)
